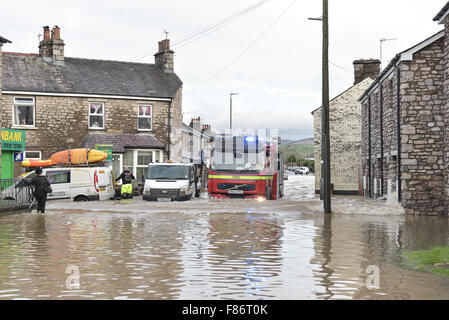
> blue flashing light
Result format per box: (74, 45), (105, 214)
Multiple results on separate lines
(244, 136), (256, 143)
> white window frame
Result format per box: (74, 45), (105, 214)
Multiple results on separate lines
(88, 102), (105, 130)
(122, 149), (164, 183)
(24, 151), (42, 160)
(13, 97), (36, 128)
(138, 104), (153, 131)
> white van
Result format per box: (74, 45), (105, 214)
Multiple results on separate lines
(143, 163), (199, 201)
(2, 167), (114, 202)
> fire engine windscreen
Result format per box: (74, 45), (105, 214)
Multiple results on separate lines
(211, 137), (266, 172)
(147, 165), (190, 180)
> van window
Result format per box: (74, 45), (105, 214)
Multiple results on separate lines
(47, 170), (70, 184)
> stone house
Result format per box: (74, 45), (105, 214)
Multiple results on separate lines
(360, 1), (449, 215)
(0, 36), (12, 180)
(312, 59), (380, 195)
(181, 117), (213, 165)
(0, 26), (183, 182)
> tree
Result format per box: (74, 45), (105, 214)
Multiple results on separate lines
(287, 154), (297, 166)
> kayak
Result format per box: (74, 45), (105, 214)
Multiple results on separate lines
(22, 149), (108, 168)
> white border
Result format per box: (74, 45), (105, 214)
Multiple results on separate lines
(137, 104), (153, 132)
(88, 102), (105, 130)
(3, 91), (171, 102)
(12, 96), (36, 128)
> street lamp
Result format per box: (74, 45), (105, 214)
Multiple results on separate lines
(309, 0), (331, 214)
(230, 93), (239, 131)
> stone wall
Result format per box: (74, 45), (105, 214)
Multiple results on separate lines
(444, 16), (449, 212)
(314, 77), (373, 194)
(362, 36), (446, 215)
(0, 93), (182, 162)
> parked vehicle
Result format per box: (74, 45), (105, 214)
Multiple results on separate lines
(143, 163), (200, 201)
(208, 136), (284, 200)
(295, 167), (310, 175)
(1, 167), (114, 202)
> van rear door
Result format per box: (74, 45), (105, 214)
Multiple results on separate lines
(97, 168), (113, 200)
(46, 169), (71, 200)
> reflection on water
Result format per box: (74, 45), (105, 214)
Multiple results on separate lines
(0, 208), (448, 300)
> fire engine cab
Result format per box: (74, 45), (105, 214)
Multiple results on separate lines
(208, 136), (284, 200)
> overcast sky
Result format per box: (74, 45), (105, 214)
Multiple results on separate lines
(1, 0), (446, 140)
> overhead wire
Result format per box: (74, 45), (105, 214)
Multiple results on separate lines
(127, 0), (271, 62)
(185, 0), (297, 93)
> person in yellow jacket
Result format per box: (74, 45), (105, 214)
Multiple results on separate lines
(115, 167), (135, 199)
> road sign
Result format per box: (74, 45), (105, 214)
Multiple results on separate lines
(95, 144), (113, 161)
(1, 129), (25, 151)
(13, 151), (24, 162)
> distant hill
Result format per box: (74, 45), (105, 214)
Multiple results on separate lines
(279, 137), (314, 161)
(283, 138), (314, 145)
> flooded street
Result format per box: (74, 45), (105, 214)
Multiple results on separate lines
(0, 175), (448, 300)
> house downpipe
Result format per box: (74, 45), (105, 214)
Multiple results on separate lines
(396, 66), (402, 202)
(380, 83), (384, 196)
(368, 95), (372, 198)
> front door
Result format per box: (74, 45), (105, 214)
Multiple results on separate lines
(1, 151), (13, 180)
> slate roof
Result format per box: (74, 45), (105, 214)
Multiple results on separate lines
(82, 133), (165, 153)
(2, 53), (182, 99)
(434, 1), (449, 21)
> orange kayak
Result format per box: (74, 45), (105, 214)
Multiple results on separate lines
(51, 149), (107, 165)
(21, 159), (54, 168)
(22, 149), (108, 168)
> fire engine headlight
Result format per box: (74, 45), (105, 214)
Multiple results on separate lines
(256, 196), (266, 202)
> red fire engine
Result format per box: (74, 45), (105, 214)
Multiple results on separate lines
(208, 136), (284, 200)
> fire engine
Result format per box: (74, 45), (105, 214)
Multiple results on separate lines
(208, 136), (284, 200)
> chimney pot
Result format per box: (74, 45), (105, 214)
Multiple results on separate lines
(43, 26), (50, 40)
(51, 26), (60, 40)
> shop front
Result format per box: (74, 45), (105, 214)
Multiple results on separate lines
(1, 129), (25, 180)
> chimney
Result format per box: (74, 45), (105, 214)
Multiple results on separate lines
(353, 59), (381, 85)
(39, 25), (65, 65)
(201, 124), (211, 135)
(190, 117), (201, 129)
(50, 25), (64, 65)
(154, 39), (174, 72)
(39, 26), (52, 61)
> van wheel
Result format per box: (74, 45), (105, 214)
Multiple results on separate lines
(74, 195), (89, 202)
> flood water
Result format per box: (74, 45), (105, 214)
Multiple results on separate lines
(0, 176), (448, 300)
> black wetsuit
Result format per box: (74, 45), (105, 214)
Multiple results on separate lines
(30, 175), (51, 213)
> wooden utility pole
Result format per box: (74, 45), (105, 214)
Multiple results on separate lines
(321, 0), (331, 214)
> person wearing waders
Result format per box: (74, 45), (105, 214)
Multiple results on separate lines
(30, 167), (52, 213)
(115, 167), (135, 199)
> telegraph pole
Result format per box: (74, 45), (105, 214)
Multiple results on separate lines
(321, 0), (331, 214)
(309, 1), (331, 214)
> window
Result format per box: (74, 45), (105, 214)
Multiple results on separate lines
(120, 150), (162, 185)
(89, 102), (105, 129)
(13, 97), (35, 127)
(138, 105), (152, 131)
(24, 151), (41, 160)
(46, 170), (70, 184)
